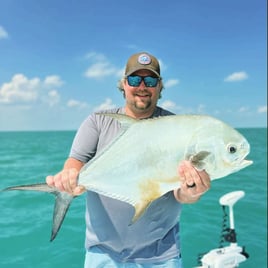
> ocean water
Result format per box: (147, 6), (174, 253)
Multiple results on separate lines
(0, 128), (267, 268)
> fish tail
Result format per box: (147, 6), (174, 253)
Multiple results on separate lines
(2, 183), (74, 242)
(50, 190), (73, 241)
(3, 183), (56, 193)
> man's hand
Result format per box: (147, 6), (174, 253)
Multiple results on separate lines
(174, 160), (211, 203)
(46, 158), (85, 196)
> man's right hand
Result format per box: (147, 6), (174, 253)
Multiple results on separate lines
(46, 158), (85, 195)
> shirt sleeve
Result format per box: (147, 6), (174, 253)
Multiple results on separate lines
(69, 114), (99, 163)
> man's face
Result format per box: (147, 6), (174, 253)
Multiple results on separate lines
(123, 69), (161, 117)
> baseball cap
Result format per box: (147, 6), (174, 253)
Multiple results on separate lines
(125, 52), (161, 77)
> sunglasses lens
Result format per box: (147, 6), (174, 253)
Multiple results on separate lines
(127, 76), (159, 87)
(127, 76), (142, 87)
(143, 77), (158, 87)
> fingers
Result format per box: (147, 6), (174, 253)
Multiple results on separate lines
(46, 168), (83, 196)
(46, 175), (55, 187)
(196, 169), (211, 190)
(178, 161), (196, 187)
(178, 160), (211, 198)
(73, 185), (86, 196)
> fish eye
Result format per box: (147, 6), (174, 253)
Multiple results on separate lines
(227, 144), (237, 154)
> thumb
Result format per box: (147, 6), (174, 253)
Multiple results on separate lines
(73, 185), (86, 196)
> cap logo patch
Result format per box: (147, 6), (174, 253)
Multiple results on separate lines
(138, 54), (151, 65)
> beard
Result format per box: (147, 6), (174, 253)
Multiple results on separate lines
(132, 91), (154, 111)
(124, 88), (160, 117)
(133, 98), (152, 110)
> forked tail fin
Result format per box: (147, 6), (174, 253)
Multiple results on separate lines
(2, 183), (74, 241)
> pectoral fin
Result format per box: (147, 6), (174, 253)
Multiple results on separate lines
(187, 151), (211, 171)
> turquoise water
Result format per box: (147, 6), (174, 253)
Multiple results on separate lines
(0, 128), (267, 268)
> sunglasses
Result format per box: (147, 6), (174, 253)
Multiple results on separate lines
(127, 75), (160, 87)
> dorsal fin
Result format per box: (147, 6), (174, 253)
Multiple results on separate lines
(96, 113), (137, 130)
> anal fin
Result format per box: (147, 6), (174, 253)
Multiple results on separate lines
(130, 179), (162, 224)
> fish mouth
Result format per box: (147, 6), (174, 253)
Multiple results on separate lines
(235, 148), (253, 169)
(233, 158), (253, 172)
(240, 159), (253, 168)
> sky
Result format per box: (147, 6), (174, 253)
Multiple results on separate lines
(0, 0), (267, 131)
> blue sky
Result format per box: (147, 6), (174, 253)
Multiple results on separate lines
(0, 0), (266, 130)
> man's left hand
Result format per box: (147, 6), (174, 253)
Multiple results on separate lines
(174, 160), (211, 203)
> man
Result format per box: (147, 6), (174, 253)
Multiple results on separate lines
(46, 52), (211, 267)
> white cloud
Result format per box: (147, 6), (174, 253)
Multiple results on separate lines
(44, 75), (64, 87)
(224, 71), (248, 82)
(116, 67), (125, 77)
(161, 100), (177, 110)
(85, 52), (107, 61)
(164, 79), (179, 88)
(84, 52), (122, 79)
(238, 106), (249, 113)
(0, 25), (8, 39)
(160, 101), (209, 115)
(85, 62), (117, 78)
(46, 90), (60, 106)
(0, 73), (63, 105)
(67, 99), (89, 109)
(160, 100), (182, 112)
(257, 105), (267, 113)
(67, 99), (81, 107)
(94, 98), (116, 111)
(0, 74), (39, 103)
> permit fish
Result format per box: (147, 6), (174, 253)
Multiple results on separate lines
(2, 114), (253, 241)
